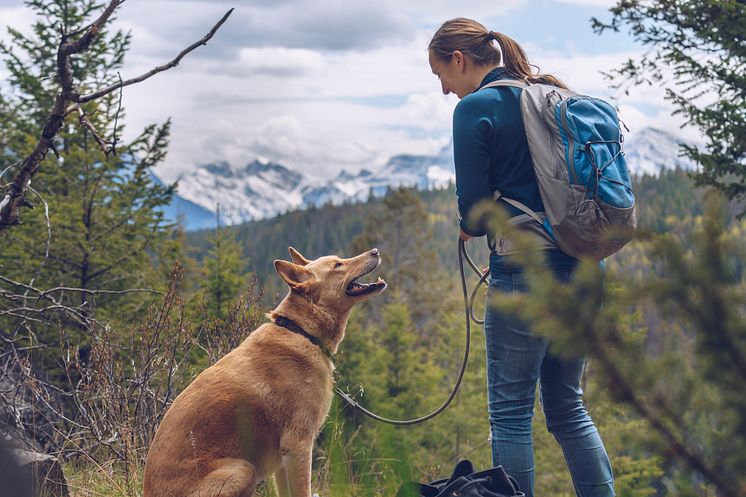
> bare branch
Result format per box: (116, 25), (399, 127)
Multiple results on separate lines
(109, 72), (124, 155)
(0, 274), (161, 298)
(0, 4), (232, 234)
(79, 8), (234, 103)
(70, 103), (110, 153)
(63, 0), (127, 40)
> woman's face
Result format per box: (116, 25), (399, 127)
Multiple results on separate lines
(428, 49), (472, 99)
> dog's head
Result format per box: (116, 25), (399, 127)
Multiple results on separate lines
(274, 247), (387, 311)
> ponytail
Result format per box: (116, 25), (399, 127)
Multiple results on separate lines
(429, 18), (567, 90)
(490, 31), (568, 89)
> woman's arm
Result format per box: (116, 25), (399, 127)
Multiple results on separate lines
(453, 96), (495, 238)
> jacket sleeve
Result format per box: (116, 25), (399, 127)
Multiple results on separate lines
(453, 96), (494, 237)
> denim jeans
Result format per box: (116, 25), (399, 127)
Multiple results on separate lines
(484, 250), (615, 497)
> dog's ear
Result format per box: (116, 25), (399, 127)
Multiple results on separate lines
(274, 259), (314, 290)
(288, 247), (311, 266)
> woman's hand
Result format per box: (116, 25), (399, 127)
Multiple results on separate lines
(459, 229), (472, 241)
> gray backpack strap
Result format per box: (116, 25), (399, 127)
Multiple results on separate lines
(478, 79), (530, 91)
(493, 190), (544, 226)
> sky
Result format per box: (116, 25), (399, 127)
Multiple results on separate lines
(0, 0), (702, 183)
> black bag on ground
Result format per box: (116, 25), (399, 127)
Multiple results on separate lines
(397, 459), (525, 497)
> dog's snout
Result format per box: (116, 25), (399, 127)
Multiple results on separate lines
(370, 248), (380, 257)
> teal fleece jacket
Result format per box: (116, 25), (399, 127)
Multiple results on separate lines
(453, 67), (544, 237)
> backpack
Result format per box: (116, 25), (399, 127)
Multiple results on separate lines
(479, 79), (637, 260)
(397, 460), (524, 497)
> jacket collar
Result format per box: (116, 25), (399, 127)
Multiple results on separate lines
(477, 66), (516, 90)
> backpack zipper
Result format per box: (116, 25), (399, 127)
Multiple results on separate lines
(559, 99), (579, 185)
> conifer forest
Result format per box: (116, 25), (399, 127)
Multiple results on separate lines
(0, 1), (744, 497)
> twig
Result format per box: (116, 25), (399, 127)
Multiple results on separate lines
(0, 273), (162, 298)
(79, 8), (234, 103)
(25, 185), (51, 290)
(71, 103), (110, 153)
(109, 72), (124, 155)
(62, 0), (127, 41)
(0, 3), (233, 233)
(0, 160), (22, 183)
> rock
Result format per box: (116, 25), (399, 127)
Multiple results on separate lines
(11, 448), (69, 497)
(0, 438), (32, 497)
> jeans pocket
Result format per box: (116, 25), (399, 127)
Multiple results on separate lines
(489, 271), (514, 293)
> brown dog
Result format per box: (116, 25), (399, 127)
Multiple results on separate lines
(143, 247), (386, 497)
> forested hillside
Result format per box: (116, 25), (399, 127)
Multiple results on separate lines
(2, 1), (744, 497)
(187, 169), (705, 302)
(182, 168), (745, 497)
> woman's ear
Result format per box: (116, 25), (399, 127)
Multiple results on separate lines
(453, 50), (465, 71)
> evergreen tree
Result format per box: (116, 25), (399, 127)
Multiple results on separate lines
(350, 188), (447, 334)
(202, 206), (247, 319)
(489, 194), (746, 497)
(593, 1), (746, 211)
(0, 0), (180, 332)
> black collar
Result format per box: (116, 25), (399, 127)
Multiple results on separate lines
(273, 315), (336, 363)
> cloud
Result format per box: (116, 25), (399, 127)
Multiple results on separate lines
(2, 0), (703, 187)
(237, 47), (324, 77)
(553, 0), (617, 7)
(107, 0), (416, 63)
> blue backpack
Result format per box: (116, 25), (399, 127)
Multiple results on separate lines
(480, 79), (637, 260)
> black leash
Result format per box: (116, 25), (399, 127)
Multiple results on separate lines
(333, 239), (489, 426)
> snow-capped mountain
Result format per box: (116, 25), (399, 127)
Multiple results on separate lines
(161, 126), (694, 231)
(174, 159), (305, 225)
(623, 127), (697, 175)
(301, 145), (454, 207)
(166, 144), (455, 230)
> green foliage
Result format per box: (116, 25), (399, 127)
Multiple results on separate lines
(481, 193), (746, 497)
(350, 188), (449, 334)
(201, 212), (248, 319)
(593, 0), (746, 211)
(0, 0), (181, 339)
(4, 5), (743, 495)
(182, 174), (728, 495)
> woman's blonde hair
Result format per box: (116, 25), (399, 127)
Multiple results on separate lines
(428, 18), (567, 89)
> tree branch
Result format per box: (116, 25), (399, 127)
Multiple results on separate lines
(584, 320), (739, 497)
(0, 3), (233, 234)
(79, 8), (234, 103)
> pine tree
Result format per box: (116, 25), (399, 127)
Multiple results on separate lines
(202, 206), (247, 319)
(0, 0), (180, 329)
(593, 1), (746, 211)
(350, 187), (448, 334)
(490, 194), (746, 497)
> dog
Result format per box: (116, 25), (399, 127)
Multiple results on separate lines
(143, 247), (386, 497)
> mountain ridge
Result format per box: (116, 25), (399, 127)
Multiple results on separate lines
(160, 127), (694, 231)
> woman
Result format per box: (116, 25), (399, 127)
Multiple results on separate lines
(428, 18), (615, 497)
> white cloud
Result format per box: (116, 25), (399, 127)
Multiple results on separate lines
(553, 0), (617, 6)
(2, 0), (704, 187)
(238, 47), (324, 77)
(0, 6), (35, 88)
(395, 0), (526, 23)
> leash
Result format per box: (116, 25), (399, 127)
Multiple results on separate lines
(333, 238), (490, 425)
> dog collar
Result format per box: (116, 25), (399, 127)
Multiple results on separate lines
(273, 316), (336, 363)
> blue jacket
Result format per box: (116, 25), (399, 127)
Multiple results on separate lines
(453, 67), (544, 237)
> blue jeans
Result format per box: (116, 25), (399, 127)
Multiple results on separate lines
(484, 250), (614, 497)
